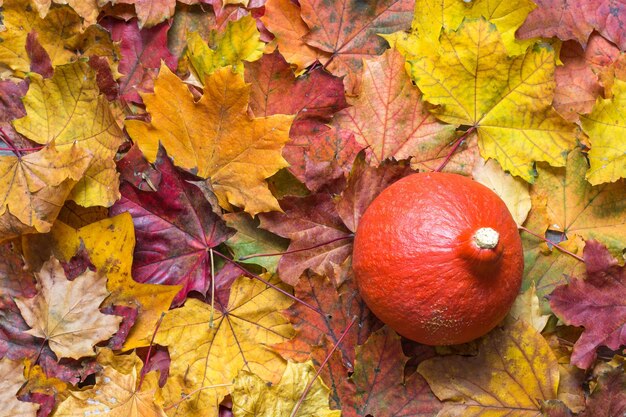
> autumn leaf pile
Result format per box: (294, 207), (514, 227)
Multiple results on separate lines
(1, 0), (625, 416)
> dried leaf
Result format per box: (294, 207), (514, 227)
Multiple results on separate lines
(0, 358), (39, 417)
(13, 61), (124, 207)
(580, 366), (626, 416)
(125, 64), (293, 215)
(418, 319), (559, 416)
(510, 282), (550, 332)
(14, 258), (122, 360)
(231, 361), (340, 417)
(549, 241), (626, 369)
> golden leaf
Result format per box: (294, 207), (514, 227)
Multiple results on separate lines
(30, 0), (99, 25)
(404, 18), (577, 182)
(510, 282), (550, 332)
(155, 275), (294, 417)
(14, 257), (122, 359)
(0, 358), (39, 417)
(125, 65), (293, 215)
(13, 61), (124, 207)
(580, 79), (626, 184)
(55, 349), (166, 417)
(0, 144), (91, 241)
(418, 319), (559, 416)
(21, 214), (181, 350)
(231, 361), (340, 417)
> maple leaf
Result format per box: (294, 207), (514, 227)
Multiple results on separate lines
(335, 326), (443, 417)
(553, 35), (621, 122)
(549, 240), (626, 369)
(274, 273), (381, 368)
(244, 51), (356, 191)
(580, 79), (626, 184)
(404, 17), (577, 182)
(224, 212), (289, 273)
(259, 193), (353, 285)
(472, 158), (532, 225)
(55, 348), (166, 417)
(418, 319), (560, 416)
(0, 144), (91, 241)
(231, 361), (340, 417)
(21, 214), (181, 350)
(299, 0), (414, 93)
(100, 0), (176, 28)
(579, 365), (626, 416)
(111, 149), (234, 305)
(125, 64), (293, 215)
(333, 49), (456, 166)
(186, 15), (264, 82)
(153, 275), (294, 417)
(0, 0), (82, 75)
(261, 0), (326, 73)
(100, 18), (177, 104)
(14, 257), (122, 360)
(30, 0), (99, 25)
(517, 0), (626, 50)
(13, 61), (124, 207)
(0, 358), (39, 417)
(531, 149), (626, 257)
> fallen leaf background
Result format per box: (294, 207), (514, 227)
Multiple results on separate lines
(0, 0), (625, 416)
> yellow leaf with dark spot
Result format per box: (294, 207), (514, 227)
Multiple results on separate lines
(187, 15), (264, 82)
(125, 65), (293, 215)
(154, 275), (294, 417)
(418, 319), (559, 416)
(13, 61), (124, 207)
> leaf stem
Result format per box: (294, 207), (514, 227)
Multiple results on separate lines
(238, 235), (354, 261)
(211, 250), (324, 316)
(435, 126), (476, 172)
(209, 248), (216, 328)
(518, 226), (584, 262)
(0, 127), (23, 157)
(289, 315), (357, 417)
(137, 312), (165, 392)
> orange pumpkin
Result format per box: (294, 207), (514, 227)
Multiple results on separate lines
(352, 172), (524, 345)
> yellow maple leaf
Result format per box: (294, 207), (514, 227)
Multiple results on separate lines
(14, 257), (122, 359)
(186, 15), (265, 82)
(126, 65), (293, 215)
(231, 361), (340, 417)
(13, 61), (124, 207)
(385, 0), (536, 60)
(405, 17), (577, 182)
(580, 79), (626, 184)
(0, 144), (91, 242)
(21, 214), (180, 350)
(418, 319), (559, 416)
(0, 358), (39, 417)
(532, 148), (626, 258)
(55, 349), (166, 417)
(154, 275), (294, 417)
(0, 0), (82, 74)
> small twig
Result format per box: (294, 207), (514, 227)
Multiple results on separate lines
(238, 235), (354, 261)
(137, 312), (165, 391)
(211, 250), (324, 316)
(518, 225), (584, 262)
(289, 315), (357, 417)
(209, 248), (216, 328)
(435, 126), (476, 172)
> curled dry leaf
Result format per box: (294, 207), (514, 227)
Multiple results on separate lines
(14, 257), (122, 360)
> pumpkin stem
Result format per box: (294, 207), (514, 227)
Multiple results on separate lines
(473, 227), (499, 249)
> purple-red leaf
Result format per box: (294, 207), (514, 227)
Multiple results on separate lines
(100, 18), (177, 104)
(111, 149), (233, 305)
(549, 240), (626, 368)
(0, 81), (28, 123)
(580, 366), (626, 416)
(259, 193), (353, 285)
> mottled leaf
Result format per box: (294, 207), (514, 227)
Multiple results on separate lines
(580, 365), (626, 416)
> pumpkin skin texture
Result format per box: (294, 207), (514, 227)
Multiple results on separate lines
(352, 172), (524, 345)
